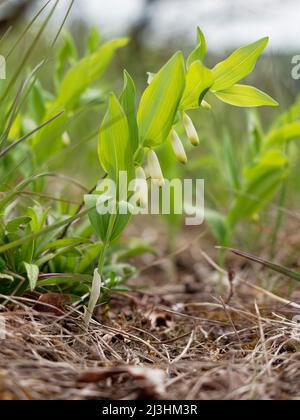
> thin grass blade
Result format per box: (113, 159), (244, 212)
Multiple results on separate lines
(226, 248), (300, 282)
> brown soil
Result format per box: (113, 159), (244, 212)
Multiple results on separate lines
(1, 241), (300, 400)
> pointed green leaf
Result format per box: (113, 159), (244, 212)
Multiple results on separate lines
(248, 110), (264, 158)
(110, 210), (132, 242)
(265, 122), (300, 148)
(212, 37), (269, 92)
(98, 93), (134, 181)
(84, 195), (107, 241)
(138, 52), (186, 147)
(187, 27), (207, 67)
(84, 195), (131, 243)
(33, 38), (129, 160)
(87, 26), (101, 54)
(214, 84), (278, 108)
(30, 81), (47, 123)
(0, 208), (92, 254)
(76, 243), (102, 274)
(57, 38), (129, 109)
(39, 238), (91, 253)
(205, 209), (230, 246)
(24, 262), (39, 292)
(227, 150), (289, 227)
(6, 217), (32, 233)
(56, 32), (78, 82)
(180, 61), (215, 110)
(120, 70), (139, 154)
(223, 132), (241, 190)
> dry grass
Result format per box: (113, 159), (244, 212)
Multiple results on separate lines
(1, 253), (300, 400)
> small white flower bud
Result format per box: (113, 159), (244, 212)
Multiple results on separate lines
(147, 150), (165, 187)
(183, 112), (200, 147)
(135, 167), (148, 208)
(201, 100), (211, 110)
(171, 130), (187, 164)
(62, 132), (71, 146)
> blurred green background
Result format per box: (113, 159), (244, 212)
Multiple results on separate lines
(1, 0), (300, 257)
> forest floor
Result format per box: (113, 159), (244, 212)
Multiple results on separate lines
(1, 226), (300, 400)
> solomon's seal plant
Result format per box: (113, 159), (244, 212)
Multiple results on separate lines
(84, 27), (278, 323)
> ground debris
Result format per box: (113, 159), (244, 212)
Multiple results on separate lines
(0, 274), (300, 400)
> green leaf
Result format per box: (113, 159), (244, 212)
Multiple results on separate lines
(30, 81), (46, 123)
(110, 211), (132, 242)
(138, 51), (186, 147)
(56, 32), (78, 82)
(214, 84), (278, 107)
(28, 206), (49, 233)
(248, 110), (264, 159)
(187, 27), (207, 67)
(24, 262), (39, 292)
(84, 194), (108, 241)
(6, 217), (32, 233)
(76, 243), (102, 273)
(223, 132), (241, 190)
(120, 70), (139, 154)
(117, 243), (158, 262)
(98, 93), (134, 182)
(39, 238), (91, 253)
(180, 61), (215, 110)
(205, 209), (230, 246)
(87, 26), (101, 54)
(0, 208), (91, 254)
(265, 122), (300, 148)
(57, 38), (129, 109)
(38, 274), (92, 288)
(212, 37), (269, 92)
(84, 195), (131, 243)
(227, 150), (289, 227)
(33, 38), (129, 160)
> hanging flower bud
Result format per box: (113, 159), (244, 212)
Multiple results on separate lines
(62, 131), (71, 146)
(201, 100), (211, 110)
(136, 166), (147, 182)
(171, 130), (187, 164)
(183, 112), (200, 147)
(147, 150), (165, 187)
(144, 164), (151, 180)
(135, 167), (148, 208)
